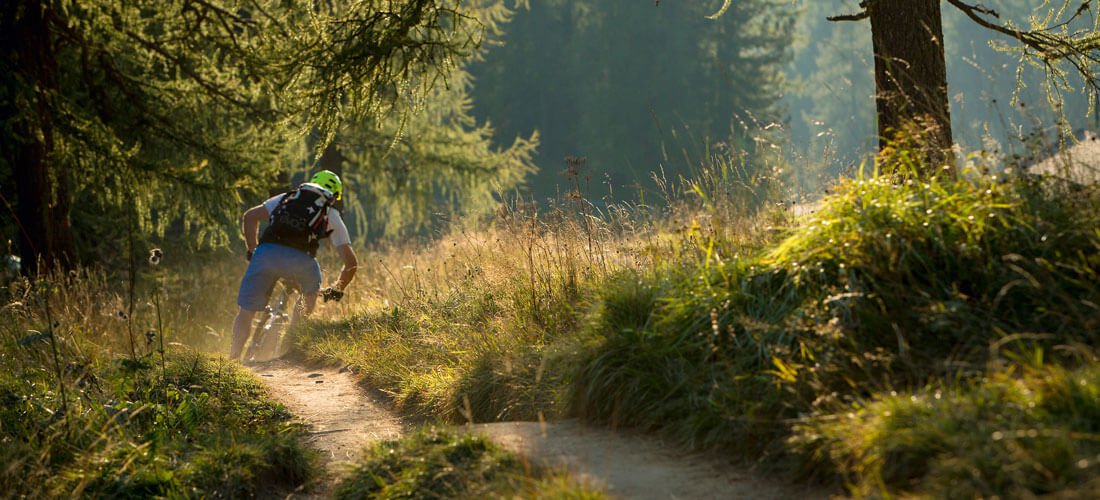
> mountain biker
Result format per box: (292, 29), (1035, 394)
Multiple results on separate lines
(229, 170), (358, 361)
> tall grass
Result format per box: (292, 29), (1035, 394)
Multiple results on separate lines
(292, 149), (784, 423)
(296, 210), (614, 421)
(793, 364), (1100, 497)
(1, 256), (318, 497)
(296, 133), (1100, 496)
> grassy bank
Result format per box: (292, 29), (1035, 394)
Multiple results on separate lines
(295, 146), (1100, 496)
(334, 427), (605, 499)
(1, 265), (318, 497)
(793, 364), (1100, 497)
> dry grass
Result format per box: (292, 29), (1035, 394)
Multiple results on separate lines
(293, 152), (788, 422)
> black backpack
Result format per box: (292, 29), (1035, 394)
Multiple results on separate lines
(259, 184), (335, 256)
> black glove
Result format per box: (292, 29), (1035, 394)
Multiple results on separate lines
(321, 287), (344, 302)
(246, 249), (254, 261)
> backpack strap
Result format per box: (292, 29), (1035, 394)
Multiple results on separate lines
(259, 185), (336, 256)
(269, 190), (296, 220)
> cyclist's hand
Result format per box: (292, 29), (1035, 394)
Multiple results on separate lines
(246, 249), (254, 261)
(321, 287), (344, 302)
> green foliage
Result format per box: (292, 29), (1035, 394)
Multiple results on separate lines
(333, 427), (605, 499)
(793, 365), (1100, 497)
(571, 260), (803, 452)
(568, 146), (1100, 493)
(2, 0), (531, 262)
(769, 155), (1100, 359)
(0, 349), (317, 498)
(0, 263), (318, 497)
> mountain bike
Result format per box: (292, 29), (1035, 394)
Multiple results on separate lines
(244, 280), (299, 362)
(243, 281), (344, 363)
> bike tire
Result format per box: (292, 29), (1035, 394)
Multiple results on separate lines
(245, 281), (298, 362)
(254, 321), (283, 361)
(244, 310), (273, 361)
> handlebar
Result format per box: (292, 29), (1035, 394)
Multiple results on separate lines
(321, 287), (344, 302)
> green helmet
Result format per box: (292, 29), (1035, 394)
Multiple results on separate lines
(309, 170), (343, 200)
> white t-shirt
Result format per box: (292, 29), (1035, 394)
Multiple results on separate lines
(262, 193), (351, 249)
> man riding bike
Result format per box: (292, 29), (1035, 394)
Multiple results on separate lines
(230, 170), (358, 361)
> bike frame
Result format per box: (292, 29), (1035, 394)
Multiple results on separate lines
(244, 280), (302, 362)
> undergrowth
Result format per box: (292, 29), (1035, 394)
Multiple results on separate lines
(792, 364), (1100, 497)
(0, 347), (316, 498)
(297, 142), (1100, 497)
(334, 427), (605, 499)
(572, 154), (1100, 495)
(1, 262), (317, 498)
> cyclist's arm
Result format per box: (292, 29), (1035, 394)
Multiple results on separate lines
(242, 205), (269, 253)
(326, 209), (356, 290)
(334, 244), (357, 291)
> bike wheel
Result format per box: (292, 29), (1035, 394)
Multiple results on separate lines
(254, 321), (282, 361)
(244, 310), (273, 361)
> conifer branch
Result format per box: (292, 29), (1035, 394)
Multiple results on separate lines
(947, 0), (1100, 57)
(828, 1), (871, 22)
(946, 0), (1100, 90)
(826, 11), (869, 22)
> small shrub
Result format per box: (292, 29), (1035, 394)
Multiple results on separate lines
(792, 365), (1100, 497)
(333, 427), (604, 499)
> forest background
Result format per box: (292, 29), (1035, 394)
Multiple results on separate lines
(3, 0), (1093, 260)
(471, 0), (1094, 203)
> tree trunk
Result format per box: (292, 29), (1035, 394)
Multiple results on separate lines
(4, 0), (77, 273)
(868, 0), (953, 171)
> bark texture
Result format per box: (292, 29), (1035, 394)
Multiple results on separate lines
(868, 0), (953, 169)
(2, 0), (77, 272)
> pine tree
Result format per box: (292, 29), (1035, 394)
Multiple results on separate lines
(1, 0), (522, 270)
(338, 53), (538, 238)
(469, 0), (793, 200)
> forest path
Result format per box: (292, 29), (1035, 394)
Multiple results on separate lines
(250, 359), (404, 498)
(252, 359), (828, 499)
(471, 421), (827, 499)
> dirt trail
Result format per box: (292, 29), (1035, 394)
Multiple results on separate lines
(253, 360), (827, 499)
(473, 421), (824, 500)
(250, 359), (404, 497)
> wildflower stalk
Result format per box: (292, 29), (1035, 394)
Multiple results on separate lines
(40, 280), (68, 415)
(126, 202), (138, 360)
(153, 282), (167, 402)
(149, 248), (168, 404)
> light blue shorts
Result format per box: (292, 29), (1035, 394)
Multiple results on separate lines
(236, 243), (322, 311)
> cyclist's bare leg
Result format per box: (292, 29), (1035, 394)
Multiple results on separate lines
(290, 295), (304, 326)
(230, 307), (257, 360)
(302, 292), (318, 316)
